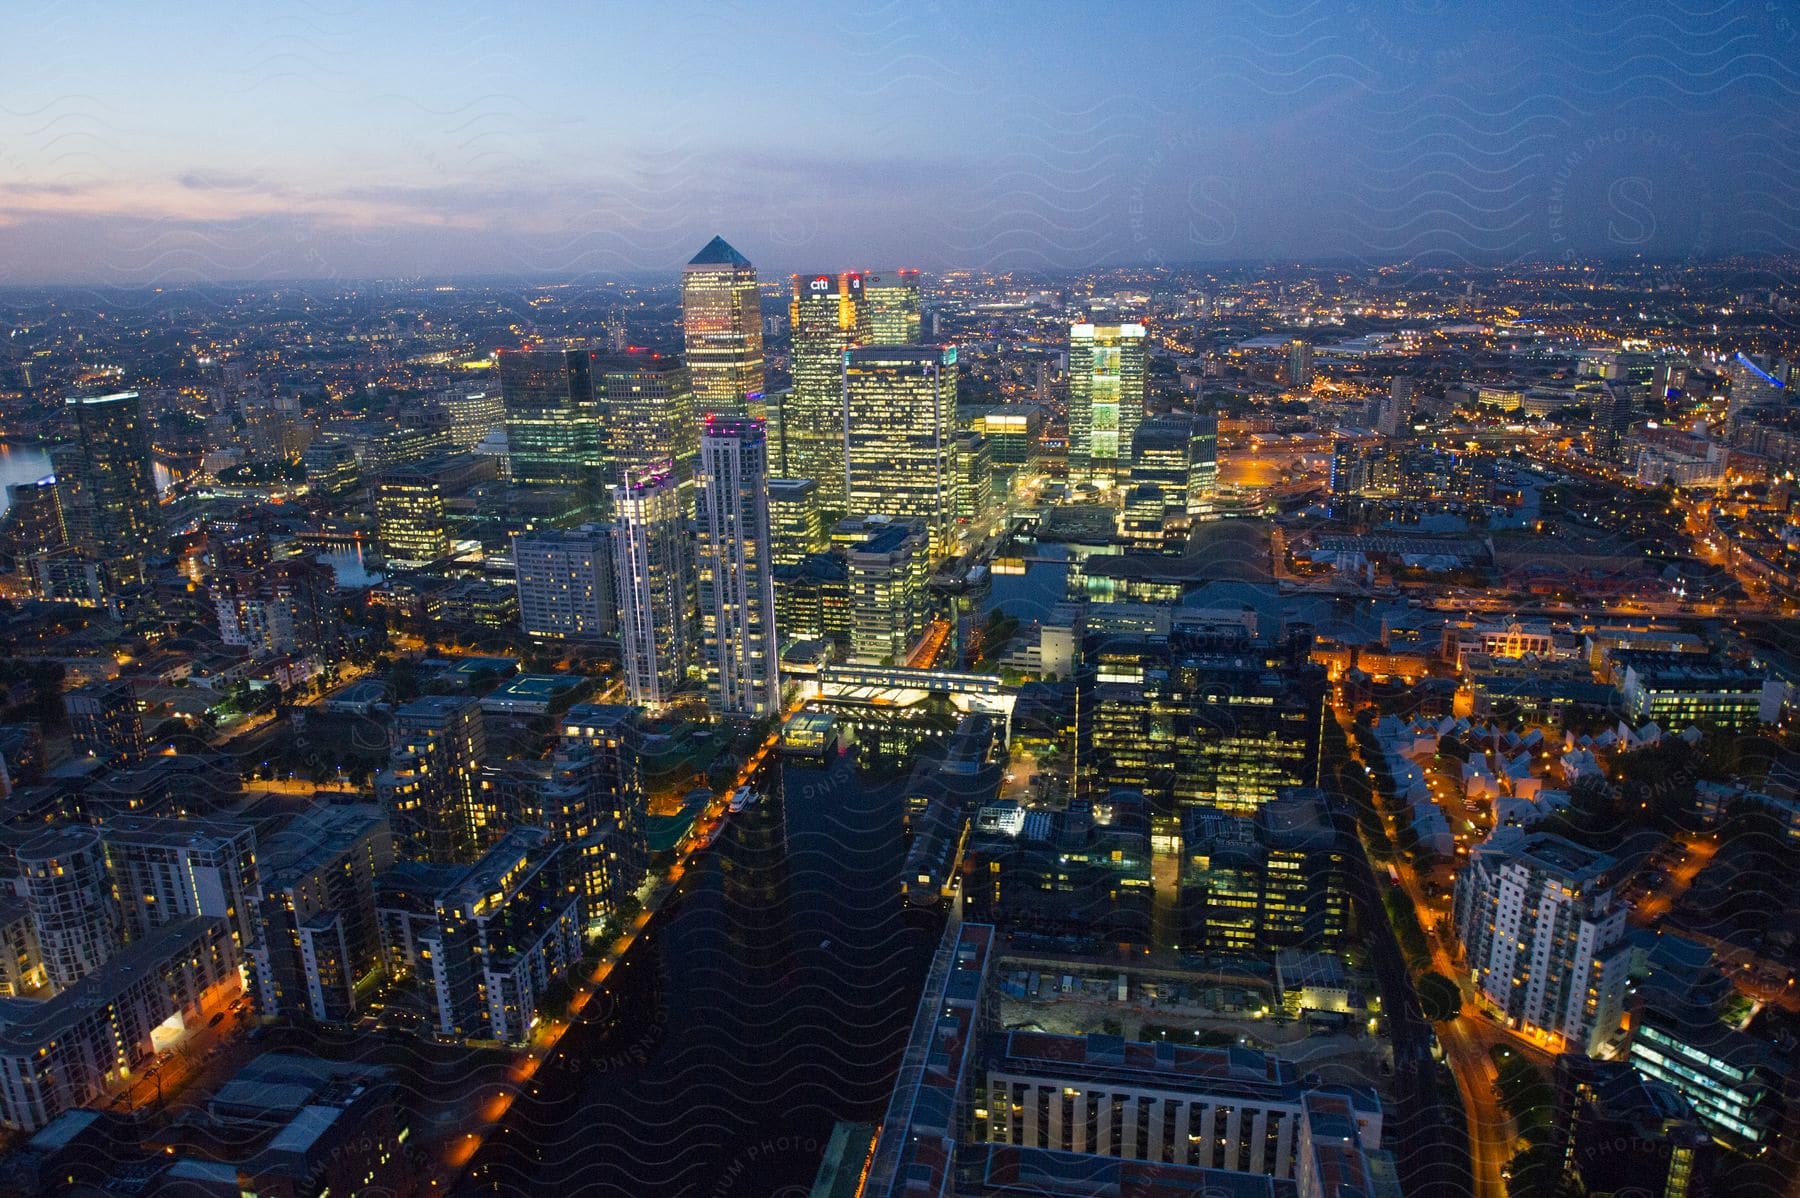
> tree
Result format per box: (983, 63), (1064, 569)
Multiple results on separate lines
(1417, 971), (1461, 1022)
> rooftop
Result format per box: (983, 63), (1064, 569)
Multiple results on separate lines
(686, 234), (751, 268)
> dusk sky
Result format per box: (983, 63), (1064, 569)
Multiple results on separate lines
(4, 1), (1798, 282)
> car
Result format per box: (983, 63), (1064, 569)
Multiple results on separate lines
(209, 1012), (226, 1027)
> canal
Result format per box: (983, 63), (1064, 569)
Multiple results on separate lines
(456, 752), (939, 1197)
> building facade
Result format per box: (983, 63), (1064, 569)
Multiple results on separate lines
(682, 236), (764, 416)
(697, 418), (781, 717)
(788, 271), (869, 516)
(1453, 829), (1632, 1055)
(514, 525), (616, 642)
(843, 345), (959, 561)
(1067, 324), (1146, 490)
(611, 459), (691, 706)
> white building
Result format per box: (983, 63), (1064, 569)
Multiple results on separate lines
(1453, 828), (1631, 1054)
(514, 525), (616, 642)
(696, 418), (780, 717)
(982, 1029), (1384, 1183)
(611, 460), (690, 706)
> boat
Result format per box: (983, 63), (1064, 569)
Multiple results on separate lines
(729, 785), (752, 813)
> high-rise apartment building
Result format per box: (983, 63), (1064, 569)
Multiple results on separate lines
(212, 556), (344, 661)
(681, 236), (764, 417)
(64, 391), (159, 583)
(247, 804), (394, 1023)
(696, 418), (780, 717)
(376, 828), (583, 1045)
(102, 816), (260, 953)
(17, 827), (119, 991)
(864, 269), (922, 344)
(1454, 829), (1632, 1055)
(375, 695), (488, 864)
(1287, 337), (1314, 388)
(1067, 324), (1146, 489)
(843, 345), (959, 561)
(611, 460), (691, 706)
(496, 348), (601, 489)
(788, 272), (869, 515)
(513, 525), (616, 642)
(65, 679), (144, 767)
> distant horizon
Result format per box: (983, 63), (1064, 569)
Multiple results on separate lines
(2, 251), (1797, 295)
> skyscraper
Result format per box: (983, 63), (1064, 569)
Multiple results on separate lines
(767, 477), (826, 567)
(788, 271), (869, 516)
(1287, 337), (1314, 388)
(496, 348), (601, 489)
(592, 349), (698, 501)
(611, 460), (691, 706)
(64, 391), (158, 583)
(864, 269), (922, 344)
(696, 418), (781, 718)
(844, 345), (959, 560)
(1067, 324), (1146, 490)
(1189, 408), (1219, 517)
(682, 236), (764, 417)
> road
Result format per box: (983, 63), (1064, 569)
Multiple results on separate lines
(434, 707), (793, 1190)
(1334, 704), (1511, 1198)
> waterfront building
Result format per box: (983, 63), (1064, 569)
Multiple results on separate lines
(1067, 324), (1146, 490)
(63, 391), (158, 583)
(846, 518), (929, 665)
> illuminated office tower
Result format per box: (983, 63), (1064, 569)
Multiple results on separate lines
(767, 478), (826, 567)
(682, 236), (764, 417)
(64, 391), (158, 583)
(496, 348), (602, 489)
(611, 460), (690, 706)
(375, 466), (449, 565)
(593, 349), (698, 500)
(696, 418), (781, 718)
(846, 519), (929, 666)
(864, 268), (922, 345)
(843, 345), (959, 561)
(435, 388), (505, 452)
(788, 271), (869, 515)
(1067, 324), (1146, 490)
(1287, 337), (1314, 388)
(1189, 409), (1219, 516)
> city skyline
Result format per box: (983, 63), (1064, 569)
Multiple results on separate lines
(6, 3), (1800, 283)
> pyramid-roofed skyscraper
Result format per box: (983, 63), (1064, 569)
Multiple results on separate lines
(682, 236), (764, 417)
